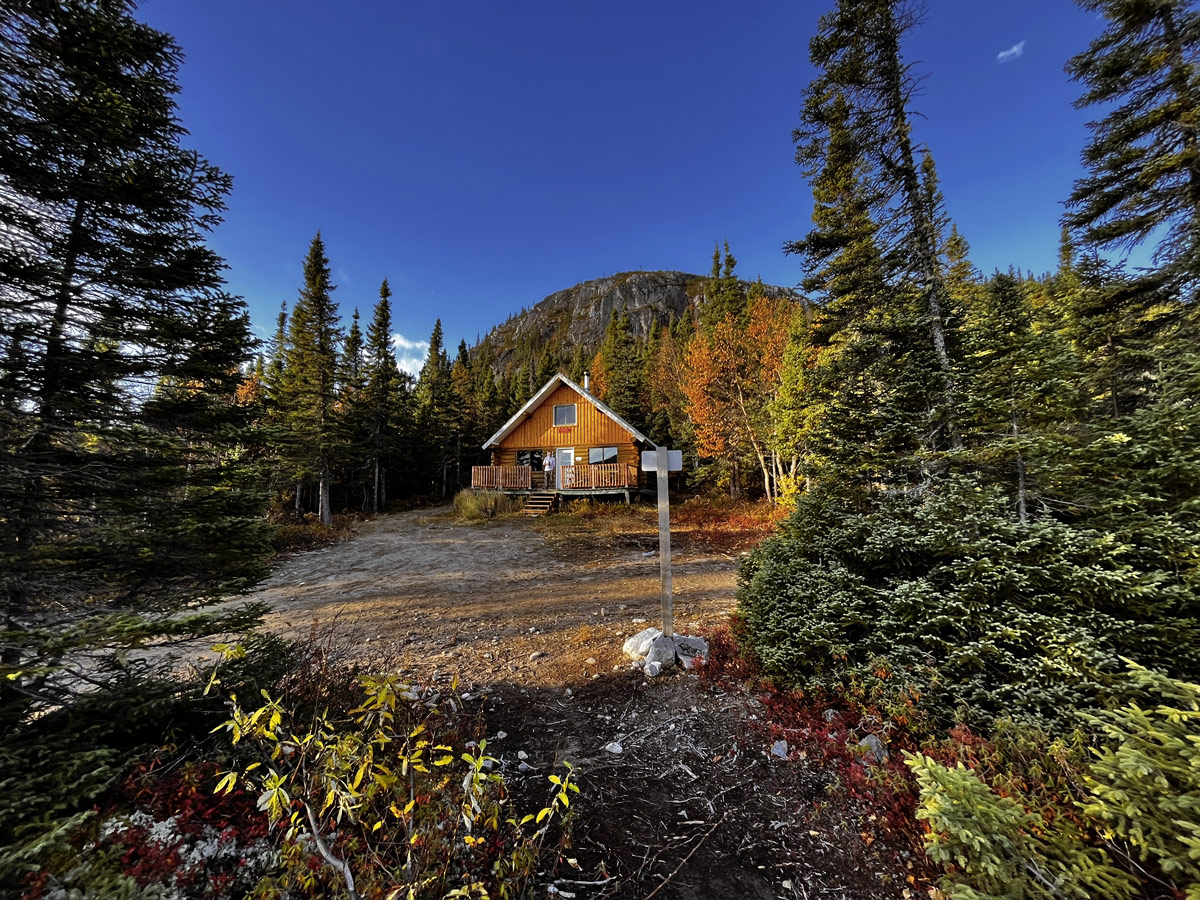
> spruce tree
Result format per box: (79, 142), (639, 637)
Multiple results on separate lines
(795, 0), (962, 449)
(959, 272), (1077, 522)
(1065, 0), (1200, 297)
(780, 91), (929, 488)
(363, 279), (398, 512)
(700, 242), (747, 331)
(278, 233), (342, 524)
(0, 0), (270, 710)
(416, 319), (453, 496)
(336, 308), (369, 509)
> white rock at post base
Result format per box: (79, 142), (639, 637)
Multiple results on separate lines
(645, 635), (678, 670)
(674, 635), (709, 670)
(644, 660), (662, 677)
(622, 626), (662, 659)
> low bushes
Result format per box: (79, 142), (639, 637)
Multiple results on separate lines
(909, 665), (1200, 900)
(734, 473), (1200, 899)
(737, 477), (1200, 729)
(452, 489), (523, 521)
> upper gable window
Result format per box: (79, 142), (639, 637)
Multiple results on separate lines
(553, 404), (577, 426)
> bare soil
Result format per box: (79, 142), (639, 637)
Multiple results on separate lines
(242, 507), (910, 900)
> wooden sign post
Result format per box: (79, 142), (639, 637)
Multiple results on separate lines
(642, 448), (683, 638)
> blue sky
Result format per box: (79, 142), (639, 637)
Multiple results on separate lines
(140, 0), (1106, 372)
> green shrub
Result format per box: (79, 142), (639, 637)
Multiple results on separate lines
(1082, 665), (1200, 899)
(736, 477), (1200, 728)
(0, 633), (296, 889)
(907, 665), (1200, 900)
(452, 489), (522, 520)
(908, 754), (1136, 900)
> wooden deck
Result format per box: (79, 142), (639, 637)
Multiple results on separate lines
(471, 463), (639, 493)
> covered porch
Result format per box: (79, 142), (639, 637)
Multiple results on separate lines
(471, 462), (639, 492)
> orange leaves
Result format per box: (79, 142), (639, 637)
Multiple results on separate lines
(683, 301), (799, 460)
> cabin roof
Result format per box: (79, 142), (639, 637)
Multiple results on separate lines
(482, 372), (654, 449)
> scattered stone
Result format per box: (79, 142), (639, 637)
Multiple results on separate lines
(529, 651), (547, 661)
(604, 742), (623, 755)
(823, 709), (837, 723)
(632, 617), (648, 624)
(770, 740), (789, 759)
(641, 550), (655, 557)
(585, 657), (597, 666)
(645, 635), (678, 670)
(644, 660), (663, 677)
(674, 635), (709, 670)
(622, 627), (662, 659)
(612, 664), (621, 671)
(564, 688), (573, 698)
(517, 750), (528, 760)
(494, 731), (507, 740)
(858, 734), (889, 765)
(518, 761), (534, 773)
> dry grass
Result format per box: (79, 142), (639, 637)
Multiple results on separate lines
(533, 495), (785, 556)
(452, 489), (523, 521)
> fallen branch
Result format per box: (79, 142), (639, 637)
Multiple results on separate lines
(642, 818), (723, 900)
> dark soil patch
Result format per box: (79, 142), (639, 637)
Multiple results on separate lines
(468, 668), (910, 900)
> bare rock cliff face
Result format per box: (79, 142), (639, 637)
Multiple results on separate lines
(477, 270), (801, 374)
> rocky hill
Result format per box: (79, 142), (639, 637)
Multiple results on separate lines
(474, 270), (802, 376)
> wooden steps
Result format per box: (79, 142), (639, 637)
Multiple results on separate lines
(522, 492), (557, 516)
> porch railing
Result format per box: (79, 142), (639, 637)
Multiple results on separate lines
(559, 463), (637, 489)
(471, 465), (531, 490)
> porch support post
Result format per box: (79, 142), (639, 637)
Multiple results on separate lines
(656, 447), (673, 638)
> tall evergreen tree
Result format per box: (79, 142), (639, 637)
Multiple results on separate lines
(278, 233), (342, 524)
(959, 273), (1077, 522)
(0, 0), (270, 708)
(795, 0), (962, 450)
(415, 319), (453, 497)
(591, 308), (644, 428)
(1065, 0), (1200, 298)
(700, 242), (747, 331)
(780, 90), (930, 489)
(363, 279), (398, 512)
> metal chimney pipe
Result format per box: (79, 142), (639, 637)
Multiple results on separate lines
(584, 371), (590, 391)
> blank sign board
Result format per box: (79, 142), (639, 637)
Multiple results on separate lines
(641, 449), (683, 472)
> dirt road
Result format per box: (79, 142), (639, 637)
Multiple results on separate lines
(248, 508), (740, 684)
(243, 508), (906, 900)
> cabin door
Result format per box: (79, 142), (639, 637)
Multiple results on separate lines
(556, 448), (574, 489)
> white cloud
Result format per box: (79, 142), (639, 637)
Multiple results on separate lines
(997, 40), (1026, 63)
(392, 332), (428, 377)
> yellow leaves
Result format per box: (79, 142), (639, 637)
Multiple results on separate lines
(213, 771), (237, 795)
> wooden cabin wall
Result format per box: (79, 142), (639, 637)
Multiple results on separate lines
(502, 385), (633, 450)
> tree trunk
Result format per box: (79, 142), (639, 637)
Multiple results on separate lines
(876, 13), (962, 451)
(1011, 391), (1027, 524)
(319, 468), (332, 526)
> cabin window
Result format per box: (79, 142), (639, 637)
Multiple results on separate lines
(589, 446), (619, 464)
(553, 404), (577, 426)
(516, 450), (544, 472)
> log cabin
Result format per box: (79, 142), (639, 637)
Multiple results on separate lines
(472, 372), (655, 504)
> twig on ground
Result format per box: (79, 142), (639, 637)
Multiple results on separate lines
(642, 818), (723, 900)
